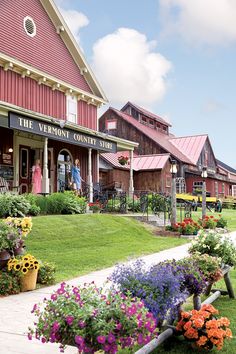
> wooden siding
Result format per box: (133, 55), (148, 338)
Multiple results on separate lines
(0, 0), (92, 93)
(78, 100), (97, 130)
(99, 111), (164, 155)
(0, 67), (66, 119)
(185, 175), (230, 197)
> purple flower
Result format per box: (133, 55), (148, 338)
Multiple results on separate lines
(52, 321), (60, 331)
(51, 294), (57, 301)
(78, 320), (86, 328)
(115, 323), (122, 330)
(66, 315), (74, 325)
(75, 335), (84, 345)
(31, 304), (37, 313)
(27, 333), (32, 340)
(97, 335), (106, 344)
(107, 333), (116, 344)
(41, 337), (46, 343)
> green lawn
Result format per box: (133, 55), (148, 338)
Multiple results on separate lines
(25, 214), (187, 282)
(177, 208), (236, 231)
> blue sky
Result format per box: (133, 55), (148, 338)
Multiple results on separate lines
(56, 0), (236, 168)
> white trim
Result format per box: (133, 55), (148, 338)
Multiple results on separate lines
(66, 95), (77, 124)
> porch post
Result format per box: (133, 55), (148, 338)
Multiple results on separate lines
(88, 148), (93, 202)
(42, 137), (50, 194)
(129, 150), (134, 197)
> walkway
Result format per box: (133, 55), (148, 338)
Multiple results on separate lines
(1, 232), (236, 354)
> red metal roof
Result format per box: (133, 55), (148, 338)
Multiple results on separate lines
(121, 102), (172, 127)
(109, 108), (193, 164)
(169, 135), (208, 165)
(101, 152), (170, 171)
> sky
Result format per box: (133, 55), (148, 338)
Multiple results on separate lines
(55, 0), (236, 168)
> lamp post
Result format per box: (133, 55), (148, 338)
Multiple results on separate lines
(201, 166), (208, 219)
(170, 160), (178, 226)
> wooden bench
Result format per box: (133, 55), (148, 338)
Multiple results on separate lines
(0, 176), (9, 193)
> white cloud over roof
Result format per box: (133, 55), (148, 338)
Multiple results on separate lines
(91, 28), (172, 105)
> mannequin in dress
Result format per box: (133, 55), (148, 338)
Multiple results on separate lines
(32, 159), (42, 194)
(71, 159), (81, 195)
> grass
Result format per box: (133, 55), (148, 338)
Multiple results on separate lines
(177, 208), (236, 231)
(25, 214), (188, 282)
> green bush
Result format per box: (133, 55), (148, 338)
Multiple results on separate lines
(127, 198), (140, 212)
(0, 269), (21, 295)
(0, 193), (30, 217)
(37, 261), (56, 285)
(216, 216), (228, 228)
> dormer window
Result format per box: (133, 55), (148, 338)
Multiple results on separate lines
(66, 95), (77, 124)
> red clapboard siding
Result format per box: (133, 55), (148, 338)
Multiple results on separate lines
(0, 67), (66, 119)
(78, 100), (97, 130)
(0, 0), (92, 93)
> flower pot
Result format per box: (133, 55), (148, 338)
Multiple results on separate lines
(0, 250), (11, 269)
(20, 269), (38, 292)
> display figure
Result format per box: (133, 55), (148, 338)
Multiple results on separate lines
(71, 159), (81, 195)
(32, 159), (42, 194)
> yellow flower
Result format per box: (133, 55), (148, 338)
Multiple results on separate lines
(21, 267), (29, 274)
(23, 261), (31, 269)
(14, 263), (21, 271)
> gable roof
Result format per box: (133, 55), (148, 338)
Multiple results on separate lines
(216, 159), (236, 175)
(41, 0), (107, 100)
(101, 151), (170, 171)
(169, 135), (208, 165)
(121, 101), (172, 127)
(0, 0), (107, 103)
(107, 107), (193, 164)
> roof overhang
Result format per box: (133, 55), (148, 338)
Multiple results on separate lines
(0, 101), (138, 152)
(0, 52), (107, 106)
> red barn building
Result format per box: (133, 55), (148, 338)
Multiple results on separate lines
(99, 102), (236, 197)
(0, 0), (137, 197)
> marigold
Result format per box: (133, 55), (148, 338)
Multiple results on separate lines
(196, 335), (208, 347)
(185, 328), (198, 339)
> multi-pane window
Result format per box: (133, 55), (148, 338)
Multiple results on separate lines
(66, 95), (77, 124)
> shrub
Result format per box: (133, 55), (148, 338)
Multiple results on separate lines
(215, 215), (227, 228)
(199, 215), (217, 229)
(111, 260), (188, 325)
(169, 218), (201, 235)
(0, 269), (21, 295)
(127, 198), (140, 212)
(37, 261), (56, 285)
(28, 282), (158, 353)
(24, 194), (41, 216)
(0, 193), (30, 217)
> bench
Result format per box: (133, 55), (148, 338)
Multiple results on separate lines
(0, 176), (9, 193)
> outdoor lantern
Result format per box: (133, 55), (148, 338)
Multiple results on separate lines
(8, 148), (13, 153)
(170, 160), (177, 175)
(201, 166), (208, 179)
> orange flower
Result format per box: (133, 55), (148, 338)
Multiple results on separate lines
(218, 317), (230, 327)
(181, 311), (190, 319)
(193, 318), (204, 328)
(196, 335), (208, 347)
(183, 321), (192, 331)
(205, 319), (219, 329)
(201, 304), (219, 315)
(184, 328), (198, 339)
(225, 328), (233, 338)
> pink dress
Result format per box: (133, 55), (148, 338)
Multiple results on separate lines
(32, 165), (42, 194)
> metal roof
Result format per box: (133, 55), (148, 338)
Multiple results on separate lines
(216, 159), (236, 174)
(169, 135), (208, 165)
(101, 152), (170, 171)
(121, 102), (172, 127)
(109, 108), (193, 164)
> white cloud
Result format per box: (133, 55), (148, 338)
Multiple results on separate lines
(203, 99), (225, 113)
(58, 7), (89, 44)
(159, 0), (236, 46)
(92, 28), (172, 106)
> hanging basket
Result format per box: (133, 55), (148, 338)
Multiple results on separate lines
(20, 268), (38, 292)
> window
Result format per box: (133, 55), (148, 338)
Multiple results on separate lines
(66, 95), (77, 123)
(23, 16), (36, 37)
(222, 183), (225, 194)
(106, 120), (117, 130)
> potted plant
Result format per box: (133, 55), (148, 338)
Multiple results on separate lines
(118, 155), (129, 166)
(89, 203), (101, 213)
(7, 253), (40, 291)
(28, 282), (158, 353)
(176, 304), (232, 351)
(0, 222), (19, 268)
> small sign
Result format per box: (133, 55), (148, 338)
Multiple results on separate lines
(2, 153), (12, 165)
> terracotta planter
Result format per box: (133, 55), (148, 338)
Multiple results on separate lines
(20, 269), (38, 292)
(0, 250), (11, 269)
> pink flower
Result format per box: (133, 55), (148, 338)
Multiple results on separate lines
(107, 333), (116, 344)
(51, 294), (57, 301)
(75, 335), (84, 345)
(66, 315), (74, 325)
